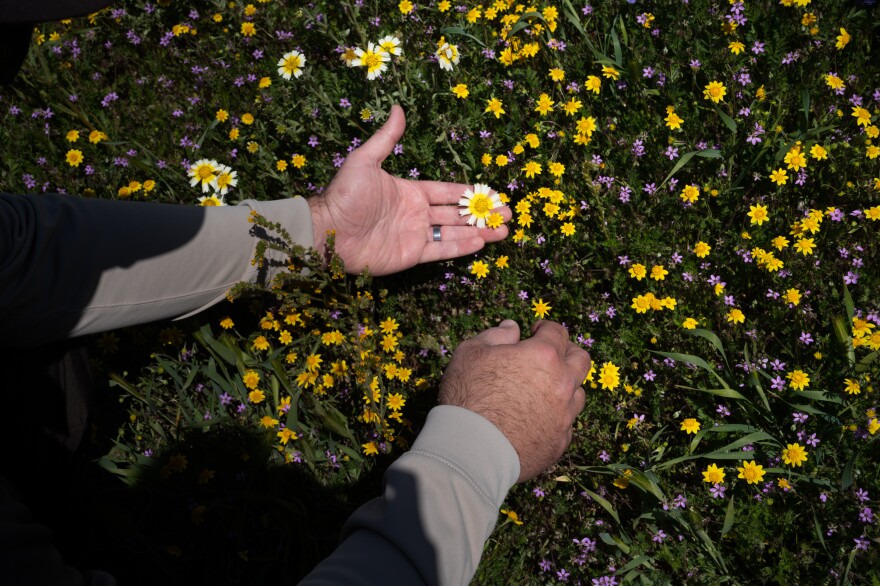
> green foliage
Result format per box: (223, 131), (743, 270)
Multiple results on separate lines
(2, 0), (879, 583)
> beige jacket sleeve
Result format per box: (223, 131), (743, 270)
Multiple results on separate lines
(301, 406), (520, 585)
(0, 193), (313, 346)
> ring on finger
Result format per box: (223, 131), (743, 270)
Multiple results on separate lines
(432, 226), (442, 242)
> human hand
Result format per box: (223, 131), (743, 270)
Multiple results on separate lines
(439, 320), (590, 482)
(308, 105), (512, 276)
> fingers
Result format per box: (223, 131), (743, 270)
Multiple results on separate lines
(428, 204), (513, 226)
(472, 320), (521, 346)
(349, 104), (406, 165)
(417, 227), (510, 264)
(568, 387), (586, 425)
(564, 345), (592, 391)
(419, 181), (486, 205)
(531, 321), (591, 391)
(424, 224), (509, 244)
(529, 320), (572, 359)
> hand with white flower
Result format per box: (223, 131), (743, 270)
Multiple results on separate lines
(439, 320), (590, 482)
(308, 105), (512, 276)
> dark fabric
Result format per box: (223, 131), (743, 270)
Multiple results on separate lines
(0, 341), (118, 584)
(0, 23), (31, 85)
(0, 0), (115, 24)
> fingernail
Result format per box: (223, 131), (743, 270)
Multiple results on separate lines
(499, 319), (517, 328)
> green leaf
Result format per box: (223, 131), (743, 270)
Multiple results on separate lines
(194, 324), (237, 365)
(714, 104), (737, 133)
(856, 351), (879, 374)
(599, 532), (631, 554)
(843, 282), (855, 323)
(582, 487), (621, 525)
(832, 315), (856, 366)
(653, 351), (731, 390)
(438, 26), (486, 48)
(684, 328), (729, 366)
(841, 452), (856, 490)
(676, 386), (748, 401)
(616, 555), (654, 575)
(610, 23), (622, 67)
(721, 495), (736, 536)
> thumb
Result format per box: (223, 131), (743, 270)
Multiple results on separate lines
(473, 319), (521, 346)
(349, 104), (405, 166)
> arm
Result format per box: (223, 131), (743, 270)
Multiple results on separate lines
(301, 321), (590, 585)
(0, 105), (509, 348)
(0, 193), (313, 346)
(300, 406), (519, 585)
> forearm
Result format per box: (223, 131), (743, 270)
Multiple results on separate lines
(301, 406), (520, 585)
(0, 193), (313, 347)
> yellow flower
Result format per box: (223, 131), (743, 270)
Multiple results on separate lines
(628, 263), (647, 280)
(495, 154), (509, 166)
(787, 369), (810, 391)
(549, 67), (565, 82)
(769, 168), (789, 186)
(495, 255), (509, 269)
(783, 288), (801, 306)
(794, 238), (815, 255)
(781, 443), (808, 467)
(747, 204), (769, 225)
(728, 41), (745, 55)
(362, 441), (379, 456)
(253, 335), (270, 351)
(664, 109), (684, 130)
(560, 222), (575, 237)
(631, 294), (652, 314)
(836, 27), (850, 50)
(865, 205), (880, 221)
(548, 161), (565, 177)
(452, 83), (469, 99)
(523, 161), (542, 178)
(694, 241), (711, 258)
(534, 93), (555, 115)
(240, 22), (256, 37)
(65, 149), (84, 167)
(771, 235), (789, 250)
(727, 308), (745, 324)
(737, 460), (765, 484)
(844, 378), (861, 395)
(680, 184), (700, 203)
(485, 97), (505, 118)
(248, 389), (266, 403)
(220, 317), (234, 329)
(66, 130), (79, 142)
(260, 415), (279, 429)
(584, 75), (601, 94)
(601, 65), (620, 80)
(682, 317), (698, 330)
(650, 265), (668, 281)
(868, 419), (880, 435)
(680, 418), (701, 434)
(825, 74), (844, 90)
(810, 144), (828, 160)
(562, 98), (582, 116)
(598, 362), (620, 391)
(500, 508), (524, 525)
(398, 0), (414, 14)
(242, 370), (260, 390)
(703, 81), (727, 103)
(471, 260), (490, 279)
(702, 463), (725, 484)
(532, 298), (552, 319)
(292, 154), (307, 169)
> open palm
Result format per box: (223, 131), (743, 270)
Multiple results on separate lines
(308, 105), (511, 276)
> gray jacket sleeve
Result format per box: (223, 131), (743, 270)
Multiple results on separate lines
(301, 405), (520, 585)
(0, 193), (313, 346)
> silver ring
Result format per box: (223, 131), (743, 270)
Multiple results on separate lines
(432, 226), (442, 241)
